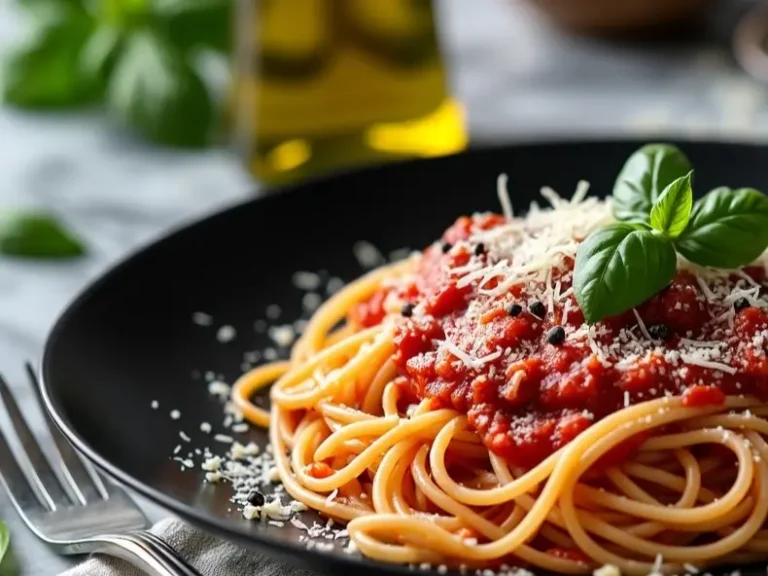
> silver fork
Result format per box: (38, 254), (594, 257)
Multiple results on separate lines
(0, 364), (202, 576)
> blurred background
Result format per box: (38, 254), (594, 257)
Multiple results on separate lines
(2, 0), (768, 571)
(2, 1), (768, 200)
(4, 1), (768, 196)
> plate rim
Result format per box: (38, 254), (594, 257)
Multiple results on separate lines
(38, 137), (768, 575)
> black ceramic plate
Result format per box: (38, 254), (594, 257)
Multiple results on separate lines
(41, 141), (768, 576)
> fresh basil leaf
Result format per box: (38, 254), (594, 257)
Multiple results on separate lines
(0, 212), (86, 258)
(0, 545), (17, 576)
(15, 0), (88, 24)
(151, 0), (231, 52)
(613, 143), (692, 222)
(649, 171), (693, 239)
(107, 30), (213, 148)
(1, 20), (98, 108)
(0, 522), (8, 564)
(675, 187), (768, 268)
(574, 223), (677, 324)
(80, 25), (124, 87)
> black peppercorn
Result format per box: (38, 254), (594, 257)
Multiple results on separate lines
(401, 303), (415, 317)
(247, 490), (265, 507)
(529, 301), (546, 318)
(546, 326), (566, 345)
(441, 242), (453, 253)
(473, 243), (485, 256)
(648, 324), (669, 341)
(507, 303), (523, 317)
(734, 298), (751, 312)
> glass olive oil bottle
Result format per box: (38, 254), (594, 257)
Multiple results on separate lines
(232, 0), (467, 184)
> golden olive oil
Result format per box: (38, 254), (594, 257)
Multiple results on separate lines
(232, 0), (467, 184)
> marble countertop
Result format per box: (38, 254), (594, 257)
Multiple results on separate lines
(2, 0), (768, 573)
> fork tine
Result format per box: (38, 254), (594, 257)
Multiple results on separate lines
(0, 373), (73, 509)
(25, 363), (108, 503)
(0, 422), (48, 515)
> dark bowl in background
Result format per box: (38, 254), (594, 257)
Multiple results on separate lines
(526, 0), (714, 36)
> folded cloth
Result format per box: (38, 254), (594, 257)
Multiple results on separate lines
(60, 518), (316, 576)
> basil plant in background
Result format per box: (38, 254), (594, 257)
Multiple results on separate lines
(1, 0), (232, 148)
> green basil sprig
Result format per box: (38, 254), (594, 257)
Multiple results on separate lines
(574, 224), (677, 324)
(0, 521), (9, 566)
(676, 187), (768, 269)
(649, 171), (693, 239)
(0, 211), (86, 259)
(575, 143), (768, 324)
(612, 143), (692, 223)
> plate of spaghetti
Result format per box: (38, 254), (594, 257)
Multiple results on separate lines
(41, 140), (768, 576)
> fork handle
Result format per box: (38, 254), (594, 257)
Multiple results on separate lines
(131, 531), (204, 576)
(87, 532), (203, 576)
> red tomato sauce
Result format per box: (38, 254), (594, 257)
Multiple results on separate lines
(359, 214), (768, 468)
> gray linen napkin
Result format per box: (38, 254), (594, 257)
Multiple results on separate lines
(60, 518), (315, 576)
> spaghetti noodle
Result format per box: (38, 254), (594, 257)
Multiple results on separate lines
(232, 179), (768, 575)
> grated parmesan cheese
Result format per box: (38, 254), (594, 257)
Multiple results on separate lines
(268, 324), (296, 347)
(292, 271), (322, 291)
(216, 325), (236, 343)
(202, 456), (221, 471)
(302, 292), (322, 311)
(593, 565), (620, 576)
(266, 304), (281, 320)
(326, 277), (345, 295)
(632, 309), (653, 341)
(679, 354), (737, 375)
(353, 241), (386, 268)
(208, 381), (231, 398)
(695, 276), (716, 302)
(497, 174), (513, 221)
(192, 312), (213, 326)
